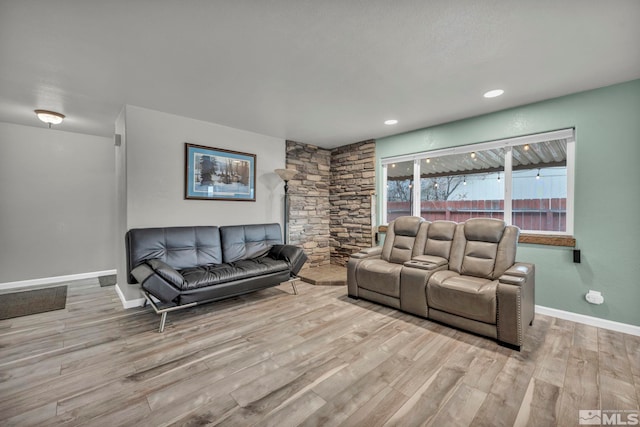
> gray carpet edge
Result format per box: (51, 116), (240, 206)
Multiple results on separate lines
(0, 285), (68, 320)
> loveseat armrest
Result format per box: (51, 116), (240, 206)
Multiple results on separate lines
(269, 244), (308, 276)
(496, 262), (535, 348)
(131, 262), (182, 303)
(350, 246), (382, 260)
(499, 262), (534, 286)
(347, 247), (383, 299)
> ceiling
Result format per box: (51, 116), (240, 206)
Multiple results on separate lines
(1, 1), (639, 149)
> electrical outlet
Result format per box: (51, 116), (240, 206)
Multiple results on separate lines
(585, 290), (604, 305)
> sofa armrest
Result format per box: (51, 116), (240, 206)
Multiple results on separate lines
(501, 262), (533, 278)
(147, 259), (185, 287)
(347, 247), (384, 298)
(350, 246), (382, 260)
(499, 262), (534, 286)
(269, 245), (308, 276)
(496, 262), (535, 347)
(130, 263), (182, 303)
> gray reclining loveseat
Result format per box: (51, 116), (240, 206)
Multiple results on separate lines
(126, 223), (307, 331)
(348, 216), (535, 350)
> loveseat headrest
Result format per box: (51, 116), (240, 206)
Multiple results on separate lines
(392, 216), (424, 236)
(464, 218), (506, 243)
(428, 221), (457, 240)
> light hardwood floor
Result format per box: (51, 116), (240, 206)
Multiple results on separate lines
(0, 279), (638, 426)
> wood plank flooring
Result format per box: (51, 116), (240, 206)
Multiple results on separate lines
(0, 279), (638, 426)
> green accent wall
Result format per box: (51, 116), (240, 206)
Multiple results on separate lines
(376, 79), (640, 326)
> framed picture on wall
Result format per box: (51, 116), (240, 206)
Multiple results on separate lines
(185, 143), (256, 201)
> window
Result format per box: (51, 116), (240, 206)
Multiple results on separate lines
(418, 149), (506, 223)
(384, 160), (415, 221)
(382, 129), (575, 235)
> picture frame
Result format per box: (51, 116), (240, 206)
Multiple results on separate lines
(185, 143), (256, 201)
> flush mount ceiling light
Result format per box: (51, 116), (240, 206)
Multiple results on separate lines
(384, 119), (398, 125)
(34, 109), (65, 128)
(483, 89), (504, 98)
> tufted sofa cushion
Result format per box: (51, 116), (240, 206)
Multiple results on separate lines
(220, 223), (282, 263)
(126, 226), (222, 282)
(180, 258), (289, 290)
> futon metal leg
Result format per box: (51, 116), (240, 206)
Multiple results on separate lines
(142, 291), (197, 333)
(287, 277), (300, 295)
(159, 312), (167, 333)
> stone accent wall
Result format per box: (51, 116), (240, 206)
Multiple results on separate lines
(285, 139), (376, 268)
(285, 140), (331, 268)
(330, 140), (376, 266)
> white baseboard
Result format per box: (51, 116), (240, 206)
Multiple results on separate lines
(535, 305), (640, 336)
(0, 269), (117, 291)
(114, 283), (146, 309)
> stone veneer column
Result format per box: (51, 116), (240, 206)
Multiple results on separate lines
(285, 139), (376, 268)
(330, 140), (376, 266)
(285, 140), (331, 268)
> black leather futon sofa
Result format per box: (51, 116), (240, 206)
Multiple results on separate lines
(126, 223), (307, 331)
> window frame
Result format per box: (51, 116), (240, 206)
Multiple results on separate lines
(381, 128), (575, 235)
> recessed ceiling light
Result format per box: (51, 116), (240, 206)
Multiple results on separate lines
(384, 119), (398, 125)
(483, 89), (504, 98)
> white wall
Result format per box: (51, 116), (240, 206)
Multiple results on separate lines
(114, 108), (134, 301)
(115, 106), (286, 304)
(0, 122), (116, 283)
(125, 106), (285, 228)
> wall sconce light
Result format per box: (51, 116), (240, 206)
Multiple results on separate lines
(35, 110), (65, 128)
